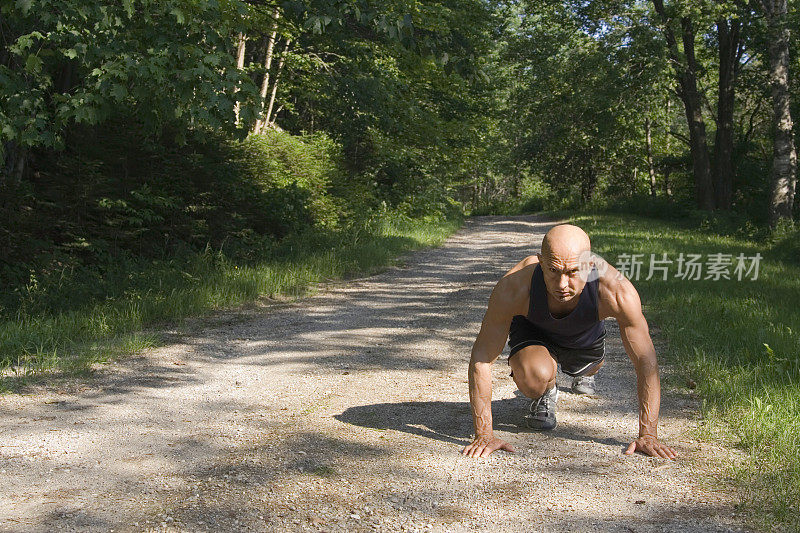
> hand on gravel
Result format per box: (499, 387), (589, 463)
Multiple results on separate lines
(461, 435), (516, 458)
(625, 435), (677, 459)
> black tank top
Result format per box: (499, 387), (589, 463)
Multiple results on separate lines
(526, 264), (606, 349)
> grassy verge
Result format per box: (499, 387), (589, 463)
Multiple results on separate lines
(1, 212), (462, 389)
(562, 211), (799, 531)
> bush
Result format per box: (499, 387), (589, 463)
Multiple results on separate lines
(767, 219), (800, 265)
(238, 130), (345, 229)
(0, 120), (352, 321)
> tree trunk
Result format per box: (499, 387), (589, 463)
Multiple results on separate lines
(1, 141), (27, 187)
(581, 162), (597, 203)
(252, 6), (280, 135)
(664, 99), (672, 197)
(57, 60), (76, 94)
(645, 117), (657, 197)
(265, 38), (292, 128)
(471, 183), (478, 211)
(511, 172), (521, 199)
(652, 0), (715, 210)
(713, 19), (743, 210)
(234, 32), (247, 126)
(679, 16), (715, 210)
(763, 0), (798, 225)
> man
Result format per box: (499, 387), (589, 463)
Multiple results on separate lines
(462, 224), (677, 459)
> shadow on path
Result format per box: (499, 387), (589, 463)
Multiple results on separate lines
(336, 396), (630, 451)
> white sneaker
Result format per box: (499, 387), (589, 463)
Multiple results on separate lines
(571, 375), (595, 395)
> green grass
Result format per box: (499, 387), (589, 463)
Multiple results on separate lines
(309, 464), (338, 478)
(0, 212), (461, 388)
(564, 211), (800, 531)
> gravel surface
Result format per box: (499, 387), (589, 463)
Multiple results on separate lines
(0, 215), (749, 532)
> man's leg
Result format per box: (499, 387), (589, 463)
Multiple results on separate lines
(509, 345), (560, 430)
(509, 344), (557, 399)
(571, 360), (603, 395)
(583, 360), (604, 376)
(565, 343), (605, 394)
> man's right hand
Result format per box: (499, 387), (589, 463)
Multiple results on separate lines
(461, 435), (515, 458)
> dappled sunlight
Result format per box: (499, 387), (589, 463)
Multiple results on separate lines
(0, 215), (743, 531)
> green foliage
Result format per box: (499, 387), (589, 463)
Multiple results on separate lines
(502, 0), (671, 204)
(2, 0), (796, 226)
(273, 0), (500, 216)
(492, 0), (800, 218)
(767, 219), (800, 265)
(0, 122), (350, 318)
(0, 0), (494, 377)
(283, 0), (490, 79)
(239, 130), (345, 230)
(0, 0), (256, 161)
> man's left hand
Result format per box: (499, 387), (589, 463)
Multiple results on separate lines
(625, 435), (677, 459)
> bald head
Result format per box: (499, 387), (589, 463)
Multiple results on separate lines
(538, 224), (592, 302)
(541, 224), (590, 262)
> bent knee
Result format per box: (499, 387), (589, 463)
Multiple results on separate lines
(510, 346), (556, 398)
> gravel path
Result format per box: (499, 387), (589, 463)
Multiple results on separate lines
(0, 215), (749, 532)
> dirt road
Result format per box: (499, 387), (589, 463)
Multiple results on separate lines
(0, 215), (748, 532)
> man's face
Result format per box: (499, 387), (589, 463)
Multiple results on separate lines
(538, 249), (591, 303)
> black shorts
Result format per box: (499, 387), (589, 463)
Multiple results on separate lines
(507, 315), (605, 377)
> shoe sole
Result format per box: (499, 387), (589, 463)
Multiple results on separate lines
(523, 415), (557, 431)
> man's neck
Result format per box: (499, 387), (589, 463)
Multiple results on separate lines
(546, 291), (581, 318)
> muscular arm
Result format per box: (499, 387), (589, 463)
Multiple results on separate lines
(462, 270), (526, 458)
(612, 279), (677, 459)
(468, 295), (509, 439)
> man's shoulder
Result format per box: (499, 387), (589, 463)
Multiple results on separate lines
(508, 254), (539, 274)
(597, 263), (641, 319)
(501, 255), (539, 285)
(494, 256), (538, 303)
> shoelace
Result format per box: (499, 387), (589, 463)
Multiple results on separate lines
(531, 391), (554, 419)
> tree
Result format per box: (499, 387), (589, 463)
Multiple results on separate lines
(252, 5), (282, 134)
(758, 0), (798, 225)
(651, 0), (716, 209)
(270, 0), (500, 212)
(0, 0), (257, 183)
(503, 0), (673, 204)
(713, 14), (746, 209)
